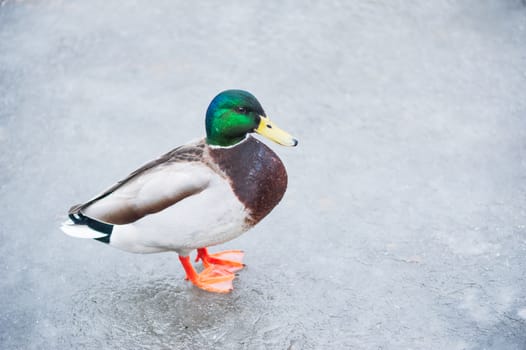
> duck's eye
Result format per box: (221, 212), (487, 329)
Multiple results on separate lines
(236, 107), (248, 114)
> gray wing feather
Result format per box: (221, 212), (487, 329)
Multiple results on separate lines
(69, 139), (208, 225)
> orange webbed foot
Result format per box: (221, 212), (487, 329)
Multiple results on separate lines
(196, 247), (245, 273)
(179, 255), (234, 293)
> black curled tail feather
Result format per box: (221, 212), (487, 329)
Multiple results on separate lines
(68, 212), (113, 244)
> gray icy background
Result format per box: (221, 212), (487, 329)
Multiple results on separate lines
(1, 0), (526, 349)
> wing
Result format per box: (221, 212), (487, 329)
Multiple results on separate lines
(69, 139), (210, 225)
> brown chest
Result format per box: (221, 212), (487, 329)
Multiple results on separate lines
(208, 137), (288, 225)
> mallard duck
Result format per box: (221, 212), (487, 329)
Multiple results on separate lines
(61, 90), (297, 293)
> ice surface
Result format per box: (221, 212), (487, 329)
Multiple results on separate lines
(1, 0), (526, 349)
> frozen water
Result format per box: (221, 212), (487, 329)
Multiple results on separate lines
(1, 0), (526, 349)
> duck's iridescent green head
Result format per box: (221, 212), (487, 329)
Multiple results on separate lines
(205, 90), (298, 147)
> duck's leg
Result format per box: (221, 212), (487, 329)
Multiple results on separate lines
(178, 255), (234, 293)
(195, 247), (245, 273)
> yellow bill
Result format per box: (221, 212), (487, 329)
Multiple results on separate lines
(255, 115), (298, 147)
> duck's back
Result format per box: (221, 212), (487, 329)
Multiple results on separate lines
(207, 136), (288, 226)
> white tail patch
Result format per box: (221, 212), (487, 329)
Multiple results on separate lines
(61, 220), (108, 239)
